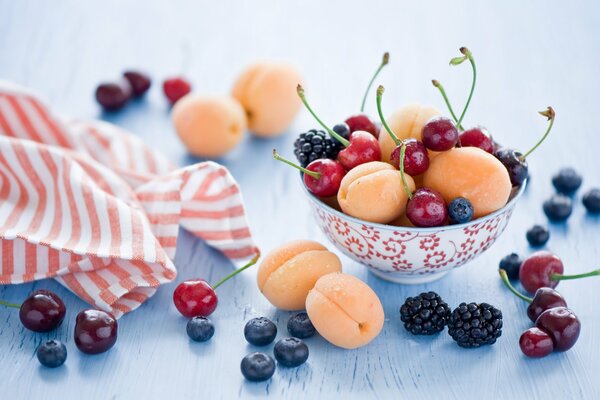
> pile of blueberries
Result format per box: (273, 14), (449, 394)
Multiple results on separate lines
(187, 313), (314, 382)
(525, 167), (600, 247)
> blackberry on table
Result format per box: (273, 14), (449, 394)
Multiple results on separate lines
(293, 129), (343, 167)
(448, 302), (503, 348)
(400, 291), (450, 335)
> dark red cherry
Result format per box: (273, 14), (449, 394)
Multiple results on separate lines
(494, 148), (528, 186)
(163, 76), (191, 104)
(345, 114), (378, 138)
(95, 80), (132, 111)
(123, 71), (151, 97)
(460, 127), (494, 153)
(19, 290), (66, 332)
(519, 327), (554, 358)
(74, 309), (118, 354)
(173, 279), (217, 318)
(390, 139), (429, 176)
(519, 251), (563, 293)
(535, 307), (580, 352)
(336, 131), (381, 170)
(421, 117), (458, 151)
(527, 287), (567, 322)
(406, 188), (448, 227)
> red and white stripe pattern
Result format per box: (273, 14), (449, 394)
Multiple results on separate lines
(0, 81), (256, 318)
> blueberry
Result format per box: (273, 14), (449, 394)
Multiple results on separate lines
(543, 194), (573, 222)
(240, 352), (275, 382)
(552, 168), (582, 195)
(36, 340), (67, 368)
(273, 337), (309, 367)
(332, 123), (350, 140)
(186, 316), (215, 342)
(244, 317), (277, 346)
(287, 312), (316, 339)
(583, 188), (600, 213)
(526, 225), (550, 247)
(447, 197), (474, 224)
(499, 253), (522, 280)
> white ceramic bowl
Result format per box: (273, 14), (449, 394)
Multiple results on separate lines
(303, 180), (527, 284)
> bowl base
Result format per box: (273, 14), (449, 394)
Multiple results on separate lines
(370, 269), (449, 285)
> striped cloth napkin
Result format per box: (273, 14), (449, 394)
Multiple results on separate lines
(0, 81), (257, 318)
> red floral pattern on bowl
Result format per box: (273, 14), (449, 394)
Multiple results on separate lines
(303, 182), (526, 284)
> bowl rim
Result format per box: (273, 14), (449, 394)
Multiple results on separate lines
(302, 176), (528, 233)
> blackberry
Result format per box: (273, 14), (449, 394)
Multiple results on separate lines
(400, 292), (450, 335)
(552, 167), (582, 195)
(543, 194), (573, 222)
(293, 129), (344, 167)
(448, 302), (503, 348)
(526, 225), (550, 247)
(499, 253), (522, 280)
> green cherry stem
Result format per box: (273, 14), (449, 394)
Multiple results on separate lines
(212, 250), (261, 290)
(520, 106), (556, 160)
(455, 47), (476, 129)
(499, 269), (533, 303)
(0, 299), (20, 308)
(550, 268), (600, 282)
(297, 85), (350, 147)
(360, 52), (390, 113)
(431, 79), (463, 130)
(272, 149), (321, 179)
(376, 85), (412, 199)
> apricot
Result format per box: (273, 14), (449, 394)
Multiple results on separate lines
(337, 162), (415, 224)
(172, 94), (246, 158)
(378, 104), (440, 163)
(305, 273), (384, 349)
(232, 62), (302, 137)
(257, 240), (342, 310)
(423, 147), (512, 218)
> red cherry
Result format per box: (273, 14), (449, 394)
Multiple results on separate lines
(421, 116), (459, 151)
(336, 131), (381, 170)
(273, 150), (345, 197)
(519, 327), (554, 358)
(535, 307), (581, 352)
(527, 287), (567, 322)
(460, 127), (494, 153)
(74, 309), (118, 355)
(406, 188), (448, 227)
(345, 114), (378, 138)
(173, 279), (217, 318)
(95, 80), (132, 111)
(163, 76), (191, 104)
(390, 139), (429, 175)
(123, 70), (151, 97)
(19, 290), (66, 332)
(519, 251), (563, 293)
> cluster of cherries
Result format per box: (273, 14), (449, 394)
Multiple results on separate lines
(499, 250), (599, 358)
(95, 70), (191, 110)
(0, 289), (118, 367)
(274, 48), (556, 227)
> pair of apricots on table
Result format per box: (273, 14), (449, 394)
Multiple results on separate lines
(257, 240), (384, 350)
(172, 62), (302, 157)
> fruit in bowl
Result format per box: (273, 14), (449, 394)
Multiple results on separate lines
(276, 47), (555, 283)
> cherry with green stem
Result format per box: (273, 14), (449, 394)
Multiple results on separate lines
(495, 107), (556, 185)
(376, 85), (430, 176)
(346, 52), (390, 137)
(273, 149), (345, 197)
(297, 85), (381, 170)
(1, 290), (66, 332)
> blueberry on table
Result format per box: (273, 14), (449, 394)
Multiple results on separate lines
(526, 225), (550, 247)
(582, 188), (600, 213)
(186, 316), (215, 342)
(287, 312), (316, 339)
(37, 340), (67, 368)
(552, 167), (582, 195)
(543, 194), (573, 222)
(448, 197), (474, 224)
(400, 292), (450, 335)
(447, 302), (503, 348)
(498, 253), (522, 280)
(273, 337), (309, 367)
(241, 352), (276, 382)
(244, 317), (277, 346)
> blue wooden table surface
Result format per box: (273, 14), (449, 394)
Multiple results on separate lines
(1, 1), (599, 399)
